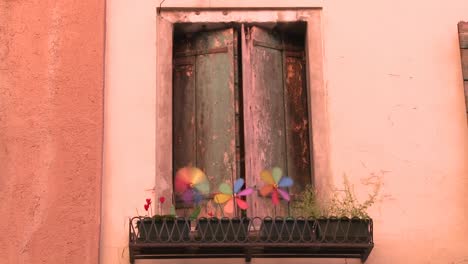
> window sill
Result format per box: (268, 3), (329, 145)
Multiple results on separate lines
(158, 0), (323, 10)
(129, 217), (374, 263)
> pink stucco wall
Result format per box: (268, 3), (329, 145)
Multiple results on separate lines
(0, 0), (105, 263)
(102, 0), (468, 263)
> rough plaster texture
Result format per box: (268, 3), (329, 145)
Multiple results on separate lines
(103, 0), (468, 263)
(0, 0), (105, 263)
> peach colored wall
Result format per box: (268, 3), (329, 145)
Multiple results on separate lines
(0, 0), (105, 263)
(102, 0), (468, 263)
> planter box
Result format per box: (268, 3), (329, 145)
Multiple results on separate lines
(316, 217), (370, 243)
(196, 217), (251, 242)
(260, 217), (316, 242)
(137, 217), (190, 242)
(129, 216), (375, 264)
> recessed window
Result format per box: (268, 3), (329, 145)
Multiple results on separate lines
(172, 22), (312, 216)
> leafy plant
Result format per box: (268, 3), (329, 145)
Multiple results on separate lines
(291, 185), (321, 218)
(326, 175), (381, 219)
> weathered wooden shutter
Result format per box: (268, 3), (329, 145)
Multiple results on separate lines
(458, 22), (468, 114)
(283, 35), (313, 194)
(242, 25), (312, 217)
(156, 17), (174, 205)
(173, 28), (238, 215)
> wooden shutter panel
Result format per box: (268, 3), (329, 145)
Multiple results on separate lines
(283, 40), (313, 196)
(173, 28), (238, 214)
(173, 57), (196, 172)
(242, 25), (312, 217)
(458, 21), (468, 113)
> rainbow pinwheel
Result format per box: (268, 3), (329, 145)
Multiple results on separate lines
(213, 178), (254, 214)
(259, 167), (293, 205)
(175, 167), (210, 204)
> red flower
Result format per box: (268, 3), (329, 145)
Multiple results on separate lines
(144, 204), (149, 211)
(146, 198), (151, 205)
(159, 196), (166, 204)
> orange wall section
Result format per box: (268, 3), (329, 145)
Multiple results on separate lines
(0, 1), (105, 263)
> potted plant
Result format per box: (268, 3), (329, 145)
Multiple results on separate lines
(136, 197), (191, 242)
(260, 216), (318, 242)
(257, 167), (307, 242)
(196, 216), (251, 242)
(317, 176), (381, 243)
(199, 178), (253, 242)
(288, 184), (321, 241)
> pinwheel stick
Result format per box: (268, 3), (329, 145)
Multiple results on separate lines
(230, 164), (237, 218)
(218, 202), (225, 218)
(233, 198), (238, 217)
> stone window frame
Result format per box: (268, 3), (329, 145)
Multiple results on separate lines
(155, 8), (332, 207)
(458, 22), (468, 114)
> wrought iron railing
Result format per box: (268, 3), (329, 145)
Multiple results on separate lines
(129, 216), (373, 263)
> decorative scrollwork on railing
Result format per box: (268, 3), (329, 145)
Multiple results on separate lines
(129, 216), (373, 244)
(128, 216), (374, 264)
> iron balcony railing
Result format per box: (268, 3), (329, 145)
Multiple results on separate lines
(129, 216), (373, 263)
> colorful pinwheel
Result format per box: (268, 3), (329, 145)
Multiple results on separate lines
(213, 178), (254, 214)
(175, 167), (210, 204)
(259, 167), (293, 205)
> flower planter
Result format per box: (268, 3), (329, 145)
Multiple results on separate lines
(316, 217), (370, 243)
(130, 216), (375, 264)
(196, 217), (251, 242)
(137, 216), (190, 242)
(260, 217), (316, 242)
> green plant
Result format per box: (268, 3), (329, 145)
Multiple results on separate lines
(326, 175), (381, 219)
(150, 214), (177, 221)
(291, 185), (321, 218)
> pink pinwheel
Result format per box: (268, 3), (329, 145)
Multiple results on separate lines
(175, 167), (210, 204)
(213, 178), (254, 214)
(259, 167), (293, 205)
